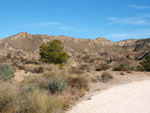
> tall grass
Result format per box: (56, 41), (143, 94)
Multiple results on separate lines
(0, 64), (92, 113)
(0, 81), (18, 112)
(4, 89), (64, 113)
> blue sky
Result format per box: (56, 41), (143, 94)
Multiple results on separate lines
(0, 0), (150, 41)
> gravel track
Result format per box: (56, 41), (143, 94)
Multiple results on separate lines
(67, 80), (150, 113)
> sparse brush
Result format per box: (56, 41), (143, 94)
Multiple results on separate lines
(49, 80), (67, 94)
(130, 66), (135, 71)
(69, 66), (84, 74)
(101, 72), (113, 82)
(95, 64), (110, 71)
(80, 64), (88, 70)
(24, 64), (44, 73)
(43, 69), (61, 78)
(113, 64), (128, 71)
(120, 72), (125, 75)
(0, 81), (18, 112)
(21, 75), (51, 90)
(126, 70), (132, 73)
(34, 66), (44, 73)
(136, 65), (146, 71)
(4, 89), (64, 113)
(67, 74), (90, 91)
(0, 56), (8, 63)
(0, 62), (92, 113)
(0, 64), (15, 80)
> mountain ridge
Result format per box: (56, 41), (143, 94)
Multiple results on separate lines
(0, 32), (150, 67)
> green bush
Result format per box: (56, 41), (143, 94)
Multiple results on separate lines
(40, 40), (69, 64)
(49, 80), (67, 94)
(0, 64), (15, 80)
(140, 55), (150, 71)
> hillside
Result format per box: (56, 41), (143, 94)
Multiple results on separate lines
(0, 32), (149, 68)
(1, 32), (122, 54)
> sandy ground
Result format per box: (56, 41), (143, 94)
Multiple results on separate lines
(14, 70), (36, 82)
(14, 70), (27, 82)
(67, 80), (150, 113)
(67, 71), (150, 113)
(67, 79), (150, 113)
(89, 71), (150, 93)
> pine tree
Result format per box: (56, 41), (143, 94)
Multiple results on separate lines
(40, 40), (69, 64)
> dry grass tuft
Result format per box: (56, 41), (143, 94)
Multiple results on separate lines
(0, 81), (18, 112)
(4, 89), (64, 113)
(21, 75), (51, 90)
(120, 72), (125, 75)
(67, 74), (90, 91)
(101, 72), (113, 82)
(95, 64), (110, 71)
(23, 64), (60, 74)
(24, 64), (44, 73)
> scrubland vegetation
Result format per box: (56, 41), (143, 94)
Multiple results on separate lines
(0, 64), (92, 113)
(0, 39), (150, 113)
(0, 40), (92, 113)
(101, 72), (113, 82)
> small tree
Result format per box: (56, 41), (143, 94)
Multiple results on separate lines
(40, 40), (69, 64)
(140, 55), (150, 71)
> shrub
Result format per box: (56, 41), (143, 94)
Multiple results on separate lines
(101, 72), (113, 82)
(140, 55), (150, 71)
(107, 58), (112, 64)
(126, 70), (132, 73)
(21, 74), (51, 90)
(113, 64), (128, 71)
(0, 56), (8, 63)
(82, 54), (95, 63)
(0, 64), (15, 80)
(40, 40), (69, 64)
(69, 67), (84, 74)
(24, 64), (44, 73)
(120, 72), (125, 75)
(33, 66), (44, 73)
(136, 65), (145, 71)
(67, 74), (90, 91)
(43, 71), (60, 78)
(95, 64), (110, 71)
(80, 64), (88, 70)
(130, 66), (135, 71)
(49, 80), (67, 94)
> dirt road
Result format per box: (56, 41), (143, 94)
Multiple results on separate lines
(67, 80), (150, 113)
